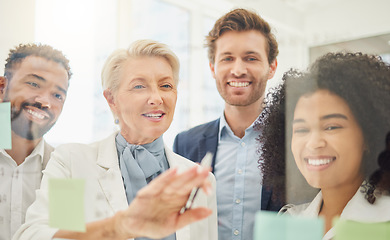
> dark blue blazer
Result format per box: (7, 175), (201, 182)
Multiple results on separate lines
(173, 118), (282, 211)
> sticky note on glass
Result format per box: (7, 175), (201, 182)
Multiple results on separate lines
(254, 211), (324, 240)
(49, 178), (86, 232)
(334, 219), (390, 240)
(0, 102), (12, 149)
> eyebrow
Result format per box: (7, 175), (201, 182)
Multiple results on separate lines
(158, 76), (174, 81)
(29, 73), (46, 82)
(292, 119), (305, 124)
(219, 52), (233, 56)
(321, 113), (348, 120)
(28, 74), (67, 95)
(219, 51), (261, 56)
(292, 113), (348, 124)
(129, 77), (147, 83)
(245, 51), (260, 56)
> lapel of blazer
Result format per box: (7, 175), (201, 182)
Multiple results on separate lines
(165, 147), (191, 240)
(96, 132), (128, 213)
(199, 119), (220, 173)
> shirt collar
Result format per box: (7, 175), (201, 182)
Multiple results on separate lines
(30, 139), (45, 163)
(341, 182), (390, 222)
(0, 139), (45, 164)
(218, 112), (229, 141)
(218, 111), (261, 141)
(303, 182), (390, 222)
(301, 182), (390, 239)
(301, 190), (323, 217)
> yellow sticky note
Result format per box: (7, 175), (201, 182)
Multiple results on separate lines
(254, 211), (324, 240)
(49, 178), (86, 232)
(0, 102), (12, 149)
(334, 219), (390, 240)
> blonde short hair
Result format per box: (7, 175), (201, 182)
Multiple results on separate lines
(101, 39), (180, 94)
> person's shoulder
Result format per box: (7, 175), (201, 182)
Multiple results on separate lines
(168, 150), (216, 182)
(279, 202), (310, 216)
(43, 140), (55, 152)
(177, 119), (220, 137)
(167, 148), (198, 167)
(55, 132), (116, 152)
(173, 119), (220, 154)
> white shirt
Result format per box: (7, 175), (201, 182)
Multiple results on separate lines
(0, 140), (46, 240)
(280, 184), (390, 240)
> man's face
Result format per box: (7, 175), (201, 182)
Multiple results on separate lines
(210, 30), (277, 107)
(0, 56), (69, 140)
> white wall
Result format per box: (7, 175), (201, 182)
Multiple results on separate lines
(0, 0), (36, 75)
(304, 0), (390, 47)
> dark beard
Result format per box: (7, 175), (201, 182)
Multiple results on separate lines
(9, 101), (55, 140)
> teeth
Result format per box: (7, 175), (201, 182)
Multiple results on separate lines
(27, 109), (45, 120)
(144, 113), (163, 118)
(307, 158), (334, 166)
(229, 82), (249, 87)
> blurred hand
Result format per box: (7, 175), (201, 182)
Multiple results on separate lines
(114, 166), (212, 239)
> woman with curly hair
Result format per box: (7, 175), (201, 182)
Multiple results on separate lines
(257, 52), (390, 239)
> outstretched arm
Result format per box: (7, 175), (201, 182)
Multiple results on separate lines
(53, 166), (212, 240)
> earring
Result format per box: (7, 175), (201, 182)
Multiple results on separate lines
(114, 119), (119, 124)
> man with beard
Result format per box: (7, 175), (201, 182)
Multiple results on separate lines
(0, 43), (71, 239)
(173, 9), (282, 240)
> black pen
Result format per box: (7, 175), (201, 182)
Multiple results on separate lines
(181, 152), (213, 212)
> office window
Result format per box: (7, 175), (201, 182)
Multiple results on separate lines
(35, 0), (118, 146)
(129, 0), (191, 146)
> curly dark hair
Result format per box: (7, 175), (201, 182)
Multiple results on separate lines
(257, 52), (390, 204)
(205, 8), (278, 64)
(4, 43), (72, 81)
(256, 80), (287, 204)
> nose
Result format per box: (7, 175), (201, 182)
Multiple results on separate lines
(231, 59), (247, 77)
(306, 131), (326, 150)
(148, 89), (163, 105)
(34, 94), (51, 108)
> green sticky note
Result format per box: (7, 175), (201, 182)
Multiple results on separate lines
(49, 178), (86, 232)
(254, 211), (324, 240)
(334, 219), (390, 240)
(0, 102), (12, 149)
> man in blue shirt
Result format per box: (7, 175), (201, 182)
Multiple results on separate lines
(173, 8), (283, 240)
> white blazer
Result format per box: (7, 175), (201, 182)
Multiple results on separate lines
(13, 132), (218, 240)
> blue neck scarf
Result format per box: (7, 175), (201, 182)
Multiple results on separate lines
(115, 133), (176, 240)
(116, 133), (166, 204)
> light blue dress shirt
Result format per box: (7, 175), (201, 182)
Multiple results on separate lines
(214, 114), (262, 240)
